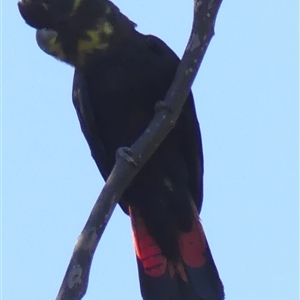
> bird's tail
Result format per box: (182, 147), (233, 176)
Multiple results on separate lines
(129, 205), (224, 300)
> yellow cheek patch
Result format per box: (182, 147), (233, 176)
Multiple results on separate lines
(77, 36), (108, 53)
(102, 22), (113, 35)
(75, 21), (114, 67)
(77, 21), (114, 54)
(47, 37), (66, 61)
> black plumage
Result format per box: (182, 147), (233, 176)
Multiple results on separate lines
(18, 1), (224, 299)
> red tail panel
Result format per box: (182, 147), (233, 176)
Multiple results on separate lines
(129, 205), (224, 300)
(129, 206), (167, 278)
(178, 204), (207, 268)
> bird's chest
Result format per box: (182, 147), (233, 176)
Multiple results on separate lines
(84, 62), (157, 156)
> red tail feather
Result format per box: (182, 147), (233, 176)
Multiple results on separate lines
(178, 204), (207, 268)
(129, 205), (224, 300)
(129, 206), (167, 278)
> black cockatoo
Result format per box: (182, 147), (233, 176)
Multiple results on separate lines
(18, 0), (224, 299)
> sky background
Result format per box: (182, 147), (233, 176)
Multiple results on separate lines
(2, 1), (299, 299)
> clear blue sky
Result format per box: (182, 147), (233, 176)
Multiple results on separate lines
(2, 1), (299, 299)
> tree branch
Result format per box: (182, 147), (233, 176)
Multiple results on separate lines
(55, 1), (223, 299)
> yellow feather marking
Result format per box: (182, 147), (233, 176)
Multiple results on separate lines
(76, 21), (114, 67)
(70, 0), (82, 16)
(47, 37), (66, 60)
(77, 38), (108, 53)
(102, 22), (114, 35)
(77, 22), (113, 53)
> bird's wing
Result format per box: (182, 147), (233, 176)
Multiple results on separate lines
(145, 34), (204, 213)
(72, 69), (110, 180)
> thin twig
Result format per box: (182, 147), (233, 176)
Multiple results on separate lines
(56, 1), (223, 299)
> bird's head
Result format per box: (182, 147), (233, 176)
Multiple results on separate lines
(18, 0), (135, 68)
